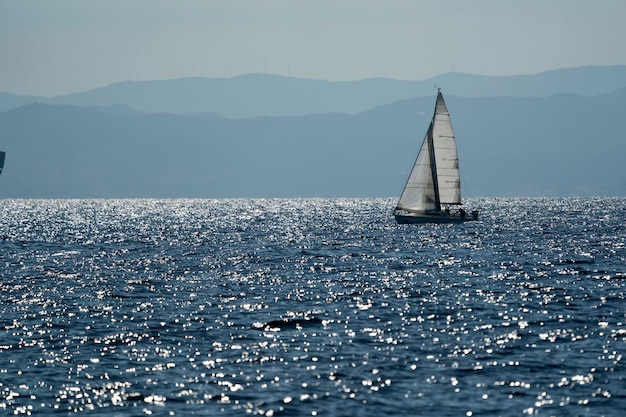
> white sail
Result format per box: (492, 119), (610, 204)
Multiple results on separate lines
(396, 122), (438, 213)
(396, 91), (461, 214)
(432, 92), (461, 205)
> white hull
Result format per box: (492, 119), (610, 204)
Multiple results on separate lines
(394, 211), (478, 224)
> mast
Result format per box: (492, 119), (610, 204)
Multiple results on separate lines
(426, 122), (441, 212)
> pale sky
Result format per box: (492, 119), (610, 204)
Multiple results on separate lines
(1, 0), (625, 97)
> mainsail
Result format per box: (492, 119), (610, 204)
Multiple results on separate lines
(396, 91), (461, 214)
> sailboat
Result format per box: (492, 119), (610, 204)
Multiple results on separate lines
(394, 89), (478, 224)
(0, 151), (5, 176)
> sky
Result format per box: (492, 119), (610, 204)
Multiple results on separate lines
(1, 0), (625, 97)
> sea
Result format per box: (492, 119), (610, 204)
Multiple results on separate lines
(1, 197), (625, 416)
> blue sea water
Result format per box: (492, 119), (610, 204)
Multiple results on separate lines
(1, 197), (625, 416)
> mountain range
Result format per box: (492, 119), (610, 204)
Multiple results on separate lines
(1, 65), (625, 198)
(2, 65), (626, 118)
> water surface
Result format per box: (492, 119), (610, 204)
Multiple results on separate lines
(1, 198), (625, 416)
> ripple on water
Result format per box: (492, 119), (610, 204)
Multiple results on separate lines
(0, 198), (625, 415)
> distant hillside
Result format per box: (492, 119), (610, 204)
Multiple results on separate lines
(1, 65), (625, 117)
(0, 92), (46, 115)
(0, 89), (624, 198)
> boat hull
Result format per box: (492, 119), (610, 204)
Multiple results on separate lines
(394, 212), (478, 224)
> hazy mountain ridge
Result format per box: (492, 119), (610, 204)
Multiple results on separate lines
(1, 86), (625, 198)
(1, 65), (626, 117)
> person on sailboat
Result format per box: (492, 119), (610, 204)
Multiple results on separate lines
(459, 208), (466, 218)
